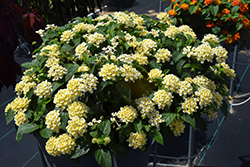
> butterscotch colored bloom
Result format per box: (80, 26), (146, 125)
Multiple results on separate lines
(194, 7), (201, 14)
(206, 20), (215, 28)
(222, 8), (230, 15)
(232, 0), (240, 6)
(214, 0), (222, 5)
(225, 36), (234, 44)
(204, 0), (212, 6)
(181, 3), (189, 10)
(222, 29), (229, 35)
(233, 32), (240, 41)
(242, 18), (250, 28)
(171, 0), (176, 3)
(190, 0), (197, 5)
(240, 3), (249, 13)
(168, 9), (177, 17)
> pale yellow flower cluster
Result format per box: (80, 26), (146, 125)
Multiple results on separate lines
(99, 63), (120, 81)
(84, 32), (106, 48)
(45, 110), (61, 133)
(120, 64), (141, 82)
(182, 97), (199, 114)
(193, 75), (216, 91)
(217, 62), (236, 79)
(111, 36), (119, 47)
(152, 89), (173, 109)
(213, 92), (223, 107)
(202, 34), (220, 44)
(117, 105), (137, 123)
(40, 44), (60, 58)
(95, 14), (113, 22)
(15, 81), (36, 96)
(150, 29), (160, 37)
(129, 12), (145, 26)
(195, 42), (214, 64)
(75, 42), (91, 59)
(154, 48), (172, 63)
(169, 118), (186, 137)
(67, 101), (88, 119)
(164, 25), (180, 39)
(45, 24), (58, 30)
(45, 57), (60, 68)
(113, 12), (133, 28)
(195, 87), (213, 108)
(178, 81), (193, 97)
(35, 80), (53, 98)
(157, 12), (173, 25)
(78, 64), (90, 72)
(36, 29), (45, 37)
(67, 78), (84, 97)
(117, 54), (134, 64)
(163, 74), (180, 92)
(139, 39), (157, 56)
(133, 53), (148, 65)
(5, 96), (30, 113)
(54, 89), (75, 109)
(46, 133), (76, 156)
(205, 109), (217, 121)
(102, 45), (116, 56)
(60, 30), (75, 43)
(127, 131), (147, 149)
(147, 69), (164, 83)
(66, 117), (88, 138)
(213, 46), (228, 63)
(48, 64), (67, 81)
(179, 25), (197, 39)
(81, 73), (98, 93)
(148, 110), (164, 130)
(14, 111), (28, 126)
(73, 23), (96, 33)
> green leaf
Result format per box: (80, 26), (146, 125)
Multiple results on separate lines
(231, 6), (239, 14)
(183, 63), (192, 69)
(236, 22), (243, 31)
(89, 131), (99, 138)
(119, 123), (134, 142)
(212, 26), (221, 35)
(39, 128), (53, 139)
(61, 111), (68, 131)
(149, 60), (162, 69)
(64, 64), (79, 82)
(196, 117), (207, 132)
(95, 149), (112, 167)
(26, 88), (34, 99)
(51, 81), (64, 94)
(109, 142), (126, 159)
(162, 112), (176, 126)
(72, 37), (81, 46)
(123, 42), (130, 50)
(5, 109), (15, 125)
(220, 100), (228, 118)
(180, 114), (196, 129)
(176, 59), (186, 74)
(148, 129), (164, 145)
(209, 5), (219, 16)
(189, 5), (199, 14)
(98, 120), (111, 136)
(133, 119), (143, 133)
(16, 123), (40, 143)
(71, 144), (90, 159)
(21, 62), (34, 68)
(61, 43), (74, 53)
(116, 82), (132, 104)
(46, 30), (59, 39)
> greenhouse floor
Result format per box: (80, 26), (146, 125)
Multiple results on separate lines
(1, 0), (250, 167)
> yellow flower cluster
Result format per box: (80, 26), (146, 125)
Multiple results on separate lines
(73, 23), (96, 33)
(127, 130), (147, 149)
(81, 73), (98, 93)
(36, 29), (45, 37)
(117, 54), (134, 64)
(14, 111), (28, 126)
(139, 39), (157, 56)
(148, 110), (164, 130)
(102, 45), (116, 56)
(125, 33), (140, 48)
(193, 75), (216, 91)
(202, 34), (219, 44)
(5, 96), (30, 113)
(99, 63), (120, 81)
(205, 109), (217, 121)
(133, 53), (148, 65)
(179, 25), (197, 39)
(75, 42), (91, 59)
(67, 78), (84, 97)
(178, 81), (193, 97)
(147, 69), (164, 83)
(78, 64), (90, 72)
(117, 105), (137, 123)
(217, 62), (236, 79)
(45, 24), (58, 30)
(157, 12), (172, 25)
(213, 92), (223, 107)
(129, 12), (145, 26)
(45, 110), (61, 133)
(135, 97), (155, 115)
(84, 32), (106, 48)
(164, 25), (180, 39)
(15, 81), (36, 96)
(40, 44), (60, 58)
(195, 87), (213, 108)
(45, 136), (61, 156)
(152, 89), (173, 109)
(213, 46), (228, 63)
(35, 80), (53, 98)
(66, 117), (88, 138)
(48, 64), (67, 81)
(111, 36), (119, 47)
(67, 101), (88, 119)
(60, 30), (75, 43)
(45, 57), (60, 68)
(55, 133), (76, 154)
(150, 29), (160, 37)
(154, 48), (172, 63)
(120, 64), (141, 82)
(195, 42), (214, 64)
(163, 74), (180, 92)
(113, 12), (133, 28)
(54, 89), (75, 109)
(169, 118), (186, 137)
(182, 97), (199, 114)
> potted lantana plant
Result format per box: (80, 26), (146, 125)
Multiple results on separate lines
(166, 0), (250, 46)
(5, 11), (234, 167)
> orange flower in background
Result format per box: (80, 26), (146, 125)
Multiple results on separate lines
(242, 18), (250, 28)
(217, 19), (223, 26)
(190, 0), (197, 5)
(239, 14), (243, 18)
(171, 0), (176, 3)
(194, 6), (201, 14)
(239, 3), (249, 13)
(225, 36), (234, 44)
(181, 3), (189, 10)
(204, 0), (212, 5)
(216, 12), (222, 18)
(222, 29), (229, 35)
(169, 9), (178, 17)
(222, 8), (230, 15)
(173, 3), (180, 9)
(206, 20), (215, 28)
(214, 0), (222, 5)
(233, 32), (240, 41)
(232, 0), (241, 6)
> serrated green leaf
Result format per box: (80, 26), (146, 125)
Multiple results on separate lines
(176, 59), (187, 74)
(16, 123), (40, 143)
(5, 109), (15, 125)
(21, 62), (34, 68)
(119, 123), (134, 142)
(98, 120), (111, 136)
(95, 149), (112, 167)
(209, 5), (219, 16)
(162, 112), (176, 126)
(180, 114), (196, 129)
(64, 64), (79, 82)
(39, 128), (53, 139)
(61, 111), (68, 131)
(148, 129), (164, 145)
(133, 119), (143, 133)
(61, 43), (74, 53)
(89, 131), (99, 138)
(71, 144), (90, 159)
(189, 5), (199, 14)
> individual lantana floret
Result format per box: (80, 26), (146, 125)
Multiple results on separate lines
(35, 80), (53, 98)
(78, 64), (90, 72)
(127, 130), (147, 149)
(66, 117), (88, 138)
(162, 74), (180, 93)
(182, 97), (199, 114)
(178, 81), (193, 97)
(81, 73), (98, 93)
(152, 89), (173, 109)
(119, 64), (141, 82)
(60, 30), (75, 43)
(117, 105), (137, 123)
(45, 110), (61, 133)
(48, 64), (67, 81)
(14, 111), (28, 126)
(195, 87), (213, 108)
(154, 48), (172, 63)
(56, 133), (76, 155)
(46, 136), (61, 157)
(169, 118), (186, 137)
(67, 101), (89, 119)
(147, 69), (164, 84)
(99, 63), (120, 81)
